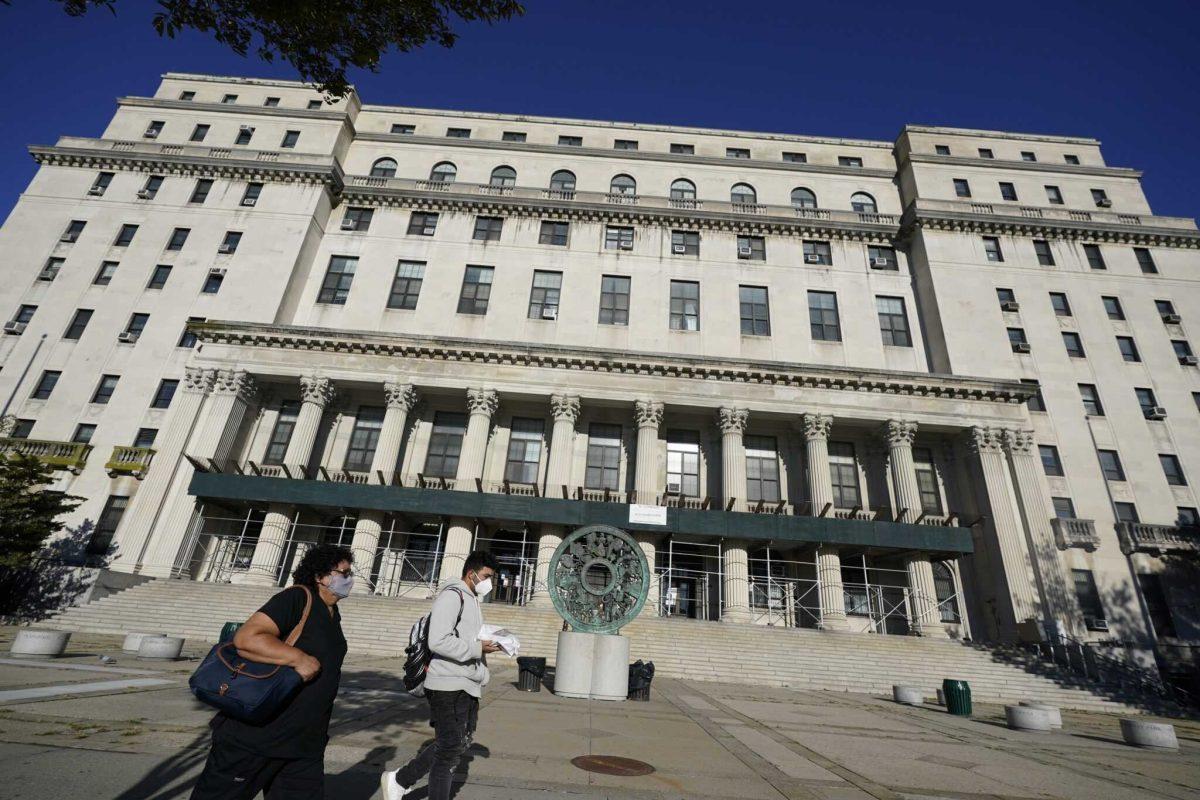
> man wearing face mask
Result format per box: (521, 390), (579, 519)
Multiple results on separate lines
(382, 550), (502, 800)
(190, 543), (353, 800)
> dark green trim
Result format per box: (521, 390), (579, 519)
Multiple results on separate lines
(189, 473), (973, 554)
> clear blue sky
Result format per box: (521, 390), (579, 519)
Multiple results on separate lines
(2, 0), (1199, 222)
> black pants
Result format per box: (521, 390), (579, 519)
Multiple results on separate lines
(190, 734), (323, 800)
(395, 689), (479, 800)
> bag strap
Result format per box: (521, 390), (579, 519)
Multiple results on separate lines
(283, 585), (313, 647)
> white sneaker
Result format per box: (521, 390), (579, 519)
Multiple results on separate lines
(379, 769), (409, 800)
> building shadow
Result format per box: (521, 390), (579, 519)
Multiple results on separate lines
(113, 727), (213, 800)
(0, 519), (108, 622)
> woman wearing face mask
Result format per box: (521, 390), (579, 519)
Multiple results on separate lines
(190, 543), (353, 800)
(382, 550), (502, 800)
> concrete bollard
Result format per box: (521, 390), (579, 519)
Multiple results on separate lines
(936, 688), (946, 706)
(1119, 718), (1179, 750)
(122, 632), (165, 654)
(137, 635), (185, 661)
(9, 629), (70, 659)
(893, 685), (924, 705)
(1005, 705), (1051, 732)
(1019, 701), (1062, 728)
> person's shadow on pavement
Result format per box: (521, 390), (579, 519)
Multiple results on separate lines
(325, 744), (396, 799)
(398, 739), (491, 799)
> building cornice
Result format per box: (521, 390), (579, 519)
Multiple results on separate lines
(901, 124), (1100, 147)
(354, 132), (896, 179)
(192, 320), (1035, 405)
(903, 152), (1142, 179)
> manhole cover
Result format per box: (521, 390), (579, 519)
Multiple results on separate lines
(571, 755), (655, 776)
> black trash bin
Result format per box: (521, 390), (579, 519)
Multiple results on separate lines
(517, 656), (546, 692)
(942, 678), (972, 717)
(218, 621), (242, 644)
(628, 660), (655, 701)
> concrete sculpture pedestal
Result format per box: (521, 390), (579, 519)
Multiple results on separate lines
(9, 629), (70, 658)
(555, 631), (629, 701)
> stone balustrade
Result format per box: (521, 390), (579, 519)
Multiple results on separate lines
(104, 445), (156, 479)
(0, 437), (92, 474)
(1117, 522), (1199, 555)
(1051, 517), (1100, 550)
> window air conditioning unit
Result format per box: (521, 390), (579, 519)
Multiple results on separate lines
(59, 233), (76, 243)
(1145, 406), (1168, 420)
(1001, 301), (1020, 312)
(672, 244), (687, 254)
(541, 307), (558, 320)
(37, 267), (57, 281)
(872, 257), (891, 267)
(4, 321), (26, 335)
(666, 481), (682, 494)
(1085, 617), (1109, 632)
(618, 241), (633, 251)
(1180, 355), (1199, 366)
(87, 186), (104, 196)
(117, 331), (139, 344)
(1012, 342), (1031, 354)
(239, 125), (253, 133)
(136, 189), (153, 199)
(217, 243), (235, 254)
(340, 218), (357, 230)
(1096, 198), (1113, 208)
(804, 253), (822, 264)
(1162, 313), (1182, 324)
(209, 267), (227, 277)
(422, 227), (436, 236)
(241, 198), (257, 207)
(143, 129), (159, 139)
(738, 246), (753, 258)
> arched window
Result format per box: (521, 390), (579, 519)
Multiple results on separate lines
(730, 182), (757, 205)
(489, 165), (516, 187)
(791, 187), (817, 209)
(429, 161), (457, 183)
(932, 562), (960, 623)
(670, 179), (696, 201)
(610, 174), (637, 195)
(549, 169), (576, 192)
(370, 157), (397, 178)
(850, 192), (877, 213)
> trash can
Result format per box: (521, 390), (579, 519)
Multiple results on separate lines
(517, 656), (546, 692)
(942, 678), (972, 717)
(218, 622), (242, 644)
(628, 660), (655, 701)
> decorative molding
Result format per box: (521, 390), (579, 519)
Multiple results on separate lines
(633, 399), (664, 429)
(801, 413), (833, 441)
(1001, 428), (1035, 456)
(193, 321), (1036, 405)
(383, 382), (419, 412)
(718, 407), (749, 435)
(550, 394), (582, 424)
(183, 367), (216, 395)
(299, 375), (335, 407)
(964, 426), (1005, 455)
(466, 388), (499, 417)
(211, 369), (257, 402)
(904, 152), (1142, 179)
(882, 419), (918, 448)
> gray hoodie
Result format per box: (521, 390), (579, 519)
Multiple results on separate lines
(424, 579), (490, 697)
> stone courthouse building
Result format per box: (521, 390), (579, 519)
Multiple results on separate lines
(1, 74), (1197, 674)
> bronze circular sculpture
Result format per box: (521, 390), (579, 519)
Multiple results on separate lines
(548, 524), (649, 634)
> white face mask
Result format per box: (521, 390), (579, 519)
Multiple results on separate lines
(327, 573), (353, 599)
(473, 576), (493, 598)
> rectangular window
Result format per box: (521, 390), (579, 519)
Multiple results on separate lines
(1083, 244), (1105, 269)
(234, 126), (254, 145)
(1049, 292), (1071, 316)
(669, 280), (700, 331)
(1103, 296), (1124, 319)
(201, 272), (223, 294)
(1065, 154), (1080, 165)
(125, 313), (149, 336)
(64, 309), (93, 340)
(1098, 449), (1126, 481)
(999, 182), (1018, 201)
(12, 304), (37, 325)
(71, 424), (96, 445)
(599, 275), (630, 326)
(457, 265), (493, 315)
(190, 178), (213, 203)
(1034, 240), (1055, 266)
(341, 207), (373, 232)
(983, 237), (1003, 262)
(665, 430), (700, 497)
(190, 124), (209, 142)
(1021, 151), (1037, 162)
(803, 240), (832, 265)
(1114, 502), (1139, 523)
(953, 178), (971, 198)
(614, 139), (638, 150)
(935, 145), (951, 156)
(407, 211), (438, 236)
(391, 123), (415, 135)
(1116, 336), (1141, 362)
(472, 216), (504, 241)
(671, 230), (700, 256)
(737, 235), (765, 261)
(89, 172), (113, 196)
(528, 271), (562, 320)
(344, 406), (385, 472)
(91, 374), (120, 404)
(219, 231), (242, 254)
(179, 90), (195, 101)
(38, 258), (64, 282)
(114, 224), (138, 246)
(1052, 497), (1076, 519)
(88, 496), (129, 556)
(876, 296), (912, 347)
(1073, 570), (1105, 624)
(838, 156), (863, 167)
(1023, 379), (1046, 412)
(387, 261), (424, 310)
(150, 379), (179, 409)
(782, 151), (806, 163)
(133, 427), (158, 449)
(538, 220), (569, 246)
(177, 316), (204, 348)
(501, 131), (526, 142)
(263, 401), (300, 465)
(978, 148), (994, 159)
(1091, 188), (1110, 207)
(726, 147), (750, 159)
(166, 227), (190, 251)
(585, 423), (622, 491)
(739, 286), (771, 336)
(1135, 388), (1159, 417)
(263, 97), (280, 107)
(240, 183), (262, 206)
(1134, 248), (1157, 274)
(143, 120), (164, 138)
(61, 220), (87, 243)
(147, 264), (172, 289)
(1008, 327), (1028, 351)
(1138, 573), (1177, 638)
(996, 287), (1016, 307)
(445, 127), (471, 139)
(424, 412), (467, 478)
(558, 135), (582, 146)
(31, 371), (60, 400)
(868, 245), (898, 270)
(670, 143), (694, 155)
(316, 255), (357, 305)
(1039, 445), (1064, 477)
(1079, 384), (1103, 416)
(913, 447), (942, 514)
(1062, 332), (1086, 358)
(1178, 507), (1199, 528)
(1156, 299), (1177, 318)
(138, 176), (164, 200)
(307, 100), (323, 110)
(9, 419), (34, 438)
(745, 435), (780, 503)
(828, 442), (860, 509)
(808, 291), (841, 342)
(1045, 185), (1064, 204)
(1173, 340), (1195, 361)
(503, 418), (544, 484)
(604, 225), (634, 250)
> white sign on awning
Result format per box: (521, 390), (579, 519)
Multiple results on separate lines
(628, 503), (667, 526)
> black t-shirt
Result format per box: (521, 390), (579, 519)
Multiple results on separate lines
(219, 585), (347, 758)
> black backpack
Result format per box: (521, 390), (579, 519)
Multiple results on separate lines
(402, 587), (466, 696)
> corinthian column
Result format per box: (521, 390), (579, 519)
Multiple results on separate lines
(718, 407), (751, 622)
(633, 399), (665, 615)
(801, 413), (833, 515)
(440, 389), (498, 583)
(530, 394), (580, 607)
(883, 420), (921, 523)
(905, 555), (947, 637)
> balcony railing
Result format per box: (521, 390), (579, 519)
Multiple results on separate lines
(105, 446), (156, 479)
(1052, 517), (1099, 550)
(0, 437), (92, 474)
(46, 136), (338, 171)
(912, 197), (1198, 233)
(1117, 522), (1199, 556)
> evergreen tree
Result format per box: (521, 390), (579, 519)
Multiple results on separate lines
(0, 453), (84, 567)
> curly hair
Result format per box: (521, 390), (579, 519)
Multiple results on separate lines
(292, 543), (353, 588)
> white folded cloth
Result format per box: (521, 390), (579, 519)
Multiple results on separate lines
(478, 623), (521, 657)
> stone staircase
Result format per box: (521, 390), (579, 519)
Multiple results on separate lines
(43, 578), (1161, 714)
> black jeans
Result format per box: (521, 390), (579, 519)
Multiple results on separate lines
(190, 733), (323, 800)
(395, 689), (479, 800)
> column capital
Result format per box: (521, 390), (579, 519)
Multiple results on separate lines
(1001, 428), (1036, 456)
(881, 419), (918, 447)
(211, 369), (257, 403)
(466, 388), (499, 418)
(551, 394), (582, 424)
(182, 366), (216, 395)
(383, 382), (419, 412)
(634, 399), (664, 429)
(964, 425), (1005, 454)
(299, 375), (336, 408)
(800, 413), (833, 441)
(717, 407), (749, 435)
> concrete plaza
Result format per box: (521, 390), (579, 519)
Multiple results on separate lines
(0, 628), (1196, 800)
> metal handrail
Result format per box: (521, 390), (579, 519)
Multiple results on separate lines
(1029, 631), (1197, 709)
